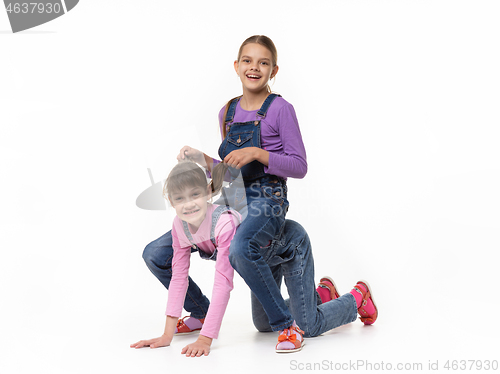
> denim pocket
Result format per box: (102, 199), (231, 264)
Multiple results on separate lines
(227, 131), (253, 147)
(261, 184), (285, 206)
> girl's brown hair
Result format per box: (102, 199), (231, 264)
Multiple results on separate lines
(220, 35), (279, 139)
(163, 160), (230, 201)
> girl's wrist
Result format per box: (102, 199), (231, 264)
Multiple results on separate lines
(203, 153), (213, 171)
(254, 147), (269, 166)
(197, 335), (213, 345)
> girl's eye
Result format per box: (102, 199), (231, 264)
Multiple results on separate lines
(193, 193), (200, 198)
(261, 61), (269, 65)
(243, 59), (250, 63)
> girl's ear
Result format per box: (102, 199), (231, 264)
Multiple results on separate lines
(167, 196), (173, 206)
(234, 60), (239, 75)
(271, 65), (279, 79)
(206, 185), (212, 198)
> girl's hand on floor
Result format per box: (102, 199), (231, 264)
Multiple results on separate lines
(177, 146), (204, 165)
(181, 335), (212, 357)
(130, 334), (172, 349)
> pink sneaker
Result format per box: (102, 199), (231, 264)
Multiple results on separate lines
(352, 280), (378, 325)
(316, 276), (340, 303)
(275, 324), (305, 353)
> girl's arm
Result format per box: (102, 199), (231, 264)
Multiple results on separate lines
(131, 224), (191, 350)
(180, 212), (239, 357)
(259, 103), (307, 178)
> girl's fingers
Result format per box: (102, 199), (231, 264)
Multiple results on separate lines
(178, 146), (191, 160)
(131, 341), (145, 348)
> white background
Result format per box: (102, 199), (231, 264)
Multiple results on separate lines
(1, 1), (499, 373)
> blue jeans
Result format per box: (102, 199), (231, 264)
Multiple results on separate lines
(142, 230), (210, 320)
(249, 219), (358, 337)
(228, 177), (294, 331)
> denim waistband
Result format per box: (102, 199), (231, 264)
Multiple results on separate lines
(241, 175), (287, 188)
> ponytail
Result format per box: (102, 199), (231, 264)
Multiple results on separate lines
(220, 96), (242, 139)
(209, 162), (230, 197)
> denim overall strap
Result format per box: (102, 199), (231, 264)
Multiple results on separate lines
(224, 93), (281, 124)
(257, 93), (281, 118)
(224, 98), (240, 123)
(210, 205), (240, 248)
(181, 221), (197, 249)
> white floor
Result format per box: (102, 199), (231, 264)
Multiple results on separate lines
(2, 254), (498, 374)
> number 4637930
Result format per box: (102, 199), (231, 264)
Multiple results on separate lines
(6, 3), (62, 14)
(444, 360), (498, 371)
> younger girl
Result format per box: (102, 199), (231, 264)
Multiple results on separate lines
(131, 161), (240, 357)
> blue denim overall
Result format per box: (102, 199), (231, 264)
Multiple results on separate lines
(217, 94), (298, 331)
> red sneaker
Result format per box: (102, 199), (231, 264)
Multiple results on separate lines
(174, 316), (205, 335)
(353, 280), (378, 325)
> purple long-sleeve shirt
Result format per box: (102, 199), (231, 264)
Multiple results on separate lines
(213, 97), (307, 180)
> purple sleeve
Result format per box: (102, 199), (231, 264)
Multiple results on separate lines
(264, 104), (308, 179)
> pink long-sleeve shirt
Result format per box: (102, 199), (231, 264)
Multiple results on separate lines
(166, 204), (241, 339)
(213, 96), (308, 179)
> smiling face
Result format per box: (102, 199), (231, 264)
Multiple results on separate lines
(169, 185), (210, 230)
(234, 43), (279, 95)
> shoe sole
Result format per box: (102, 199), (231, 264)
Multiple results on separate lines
(175, 329), (201, 336)
(357, 279), (378, 323)
(319, 276), (340, 299)
(276, 341), (305, 353)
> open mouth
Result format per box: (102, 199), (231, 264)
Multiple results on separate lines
(246, 74), (261, 80)
(183, 209), (200, 216)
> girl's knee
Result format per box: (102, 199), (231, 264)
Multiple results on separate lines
(142, 240), (170, 268)
(228, 237), (259, 269)
(253, 320), (273, 333)
(142, 242), (155, 264)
